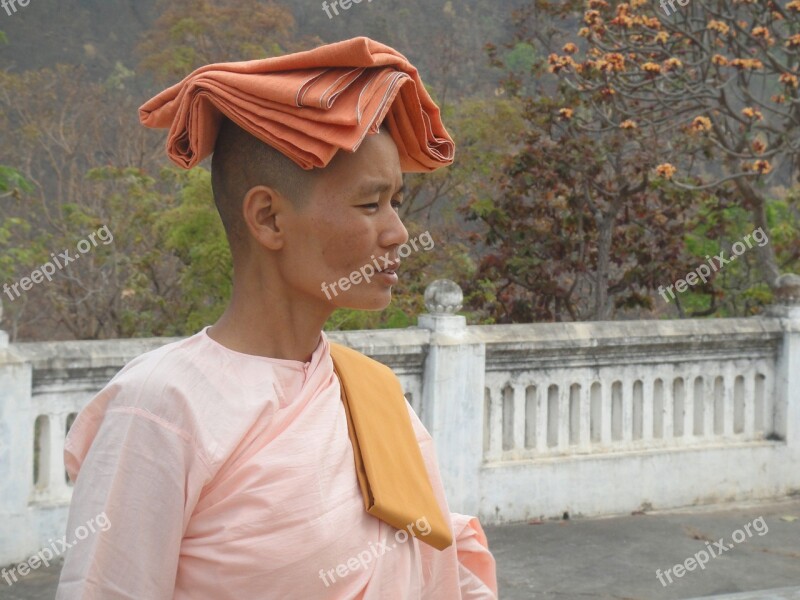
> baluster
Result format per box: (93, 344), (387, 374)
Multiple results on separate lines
(513, 384), (525, 453)
(642, 378), (654, 443)
(723, 365), (735, 438)
(579, 378), (591, 451)
(536, 382), (549, 454)
(558, 379), (570, 452)
(622, 372), (633, 444)
(486, 385), (503, 461)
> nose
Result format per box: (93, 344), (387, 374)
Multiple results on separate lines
(379, 206), (409, 251)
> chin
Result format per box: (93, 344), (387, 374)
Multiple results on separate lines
(336, 290), (393, 311)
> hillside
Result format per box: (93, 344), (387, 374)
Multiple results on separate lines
(0, 0), (515, 97)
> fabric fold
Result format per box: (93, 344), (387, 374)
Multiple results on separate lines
(451, 513), (498, 597)
(139, 36), (455, 172)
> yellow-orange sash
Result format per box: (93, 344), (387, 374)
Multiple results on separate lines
(329, 342), (453, 551)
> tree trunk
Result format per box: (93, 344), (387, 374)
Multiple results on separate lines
(594, 214), (614, 320)
(733, 178), (781, 286)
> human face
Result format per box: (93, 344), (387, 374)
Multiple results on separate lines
(277, 130), (408, 310)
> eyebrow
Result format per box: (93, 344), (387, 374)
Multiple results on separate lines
(356, 180), (406, 198)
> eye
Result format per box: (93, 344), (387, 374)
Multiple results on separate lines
(391, 198), (403, 211)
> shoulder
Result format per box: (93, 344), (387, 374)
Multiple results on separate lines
(81, 330), (291, 465)
(71, 331), (213, 429)
(72, 331), (229, 455)
(110, 333), (212, 402)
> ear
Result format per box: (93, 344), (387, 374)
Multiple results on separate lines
(242, 185), (287, 251)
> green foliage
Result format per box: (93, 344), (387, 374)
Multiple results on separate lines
(0, 216), (45, 291)
(2, 162), (227, 339)
(0, 166), (33, 196)
(505, 42), (536, 70)
(103, 62), (136, 92)
(325, 305), (412, 332)
(675, 191), (800, 317)
(81, 165), (230, 338)
(0, 167), (45, 302)
(155, 167), (232, 333)
(504, 42), (539, 78)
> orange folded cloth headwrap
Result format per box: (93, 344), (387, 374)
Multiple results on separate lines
(138, 36), (454, 172)
(329, 342), (453, 551)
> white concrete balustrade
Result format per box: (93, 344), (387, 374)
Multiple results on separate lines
(482, 330), (778, 461)
(1, 277), (799, 566)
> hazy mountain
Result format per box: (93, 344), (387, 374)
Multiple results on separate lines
(0, 0), (518, 98)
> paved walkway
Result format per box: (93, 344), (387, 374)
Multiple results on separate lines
(4, 498), (799, 599)
(485, 497), (800, 599)
(684, 588), (800, 600)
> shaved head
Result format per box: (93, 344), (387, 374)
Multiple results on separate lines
(211, 118), (318, 252)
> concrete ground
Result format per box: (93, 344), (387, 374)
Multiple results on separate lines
(3, 498), (799, 599)
(485, 497), (800, 600)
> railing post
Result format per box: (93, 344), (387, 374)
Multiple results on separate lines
(0, 299), (35, 565)
(768, 274), (800, 449)
(417, 280), (485, 516)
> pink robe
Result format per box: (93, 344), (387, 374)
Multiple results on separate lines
(56, 327), (497, 599)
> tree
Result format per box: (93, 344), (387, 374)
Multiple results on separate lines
(137, 0), (319, 84)
(467, 0), (800, 321)
(0, 64), (179, 340)
(544, 0), (800, 288)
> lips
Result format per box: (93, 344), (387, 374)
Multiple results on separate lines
(379, 260), (400, 274)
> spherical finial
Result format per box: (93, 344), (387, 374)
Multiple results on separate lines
(424, 279), (463, 315)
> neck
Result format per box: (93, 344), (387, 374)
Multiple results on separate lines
(207, 264), (333, 362)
